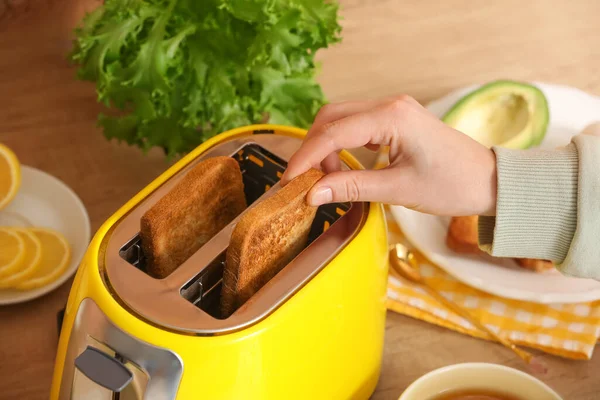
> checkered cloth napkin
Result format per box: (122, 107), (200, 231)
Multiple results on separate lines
(375, 150), (600, 360)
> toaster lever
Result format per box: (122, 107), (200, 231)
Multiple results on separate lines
(74, 346), (133, 393)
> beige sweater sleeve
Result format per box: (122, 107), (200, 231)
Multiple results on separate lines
(478, 134), (600, 280)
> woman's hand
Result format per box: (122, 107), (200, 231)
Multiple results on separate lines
(280, 95), (497, 216)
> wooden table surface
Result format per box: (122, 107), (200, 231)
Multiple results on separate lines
(1, 1), (600, 399)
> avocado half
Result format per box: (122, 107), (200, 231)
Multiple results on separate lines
(442, 80), (550, 149)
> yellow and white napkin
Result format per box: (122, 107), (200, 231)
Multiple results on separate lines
(385, 210), (600, 360)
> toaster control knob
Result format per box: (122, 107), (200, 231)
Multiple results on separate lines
(74, 346), (133, 393)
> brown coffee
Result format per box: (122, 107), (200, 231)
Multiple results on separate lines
(429, 389), (523, 400)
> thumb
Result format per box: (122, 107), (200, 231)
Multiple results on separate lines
(307, 169), (401, 206)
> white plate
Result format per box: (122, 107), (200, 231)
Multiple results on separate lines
(390, 82), (600, 304)
(0, 166), (91, 305)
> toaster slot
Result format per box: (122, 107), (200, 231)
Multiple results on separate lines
(235, 143), (287, 205)
(180, 201), (351, 318)
(118, 142), (349, 278)
(119, 235), (147, 274)
(180, 252), (226, 318)
(307, 203), (350, 246)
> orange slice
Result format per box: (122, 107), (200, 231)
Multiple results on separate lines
(0, 228), (42, 288)
(0, 227), (25, 278)
(0, 143), (21, 210)
(15, 227), (71, 291)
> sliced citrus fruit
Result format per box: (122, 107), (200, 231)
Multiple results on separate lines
(0, 143), (21, 210)
(0, 228), (42, 288)
(15, 227), (71, 291)
(0, 227), (25, 278)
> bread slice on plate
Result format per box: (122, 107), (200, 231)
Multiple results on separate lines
(140, 156), (247, 279)
(221, 168), (324, 318)
(446, 215), (481, 255)
(514, 258), (554, 273)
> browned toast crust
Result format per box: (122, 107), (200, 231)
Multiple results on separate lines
(514, 258), (554, 272)
(140, 156), (246, 278)
(221, 168), (324, 317)
(446, 216), (481, 254)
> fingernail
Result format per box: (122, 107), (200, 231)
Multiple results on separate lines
(309, 186), (332, 206)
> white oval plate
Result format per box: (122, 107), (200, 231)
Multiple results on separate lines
(390, 82), (600, 304)
(0, 166), (90, 305)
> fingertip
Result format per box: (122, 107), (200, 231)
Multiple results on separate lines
(280, 160), (299, 186)
(282, 156), (317, 186)
(279, 171), (289, 186)
(281, 166), (302, 186)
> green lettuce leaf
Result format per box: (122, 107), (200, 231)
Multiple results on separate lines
(70, 0), (341, 157)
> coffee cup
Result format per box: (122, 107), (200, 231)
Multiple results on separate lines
(398, 363), (562, 400)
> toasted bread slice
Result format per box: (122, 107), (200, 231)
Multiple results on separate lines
(221, 168), (324, 317)
(446, 215), (481, 254)
(140, 156), (246, 278)
(514, 258), (554, 273)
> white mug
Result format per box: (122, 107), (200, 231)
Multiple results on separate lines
(398, 363), (562, 400)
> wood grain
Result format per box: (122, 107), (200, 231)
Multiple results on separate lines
(1, 1), (599, 399)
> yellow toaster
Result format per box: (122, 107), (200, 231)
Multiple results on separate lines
(50, 124), (389, 400)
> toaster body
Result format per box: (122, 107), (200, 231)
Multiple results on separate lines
(50, 125), (389, 400)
